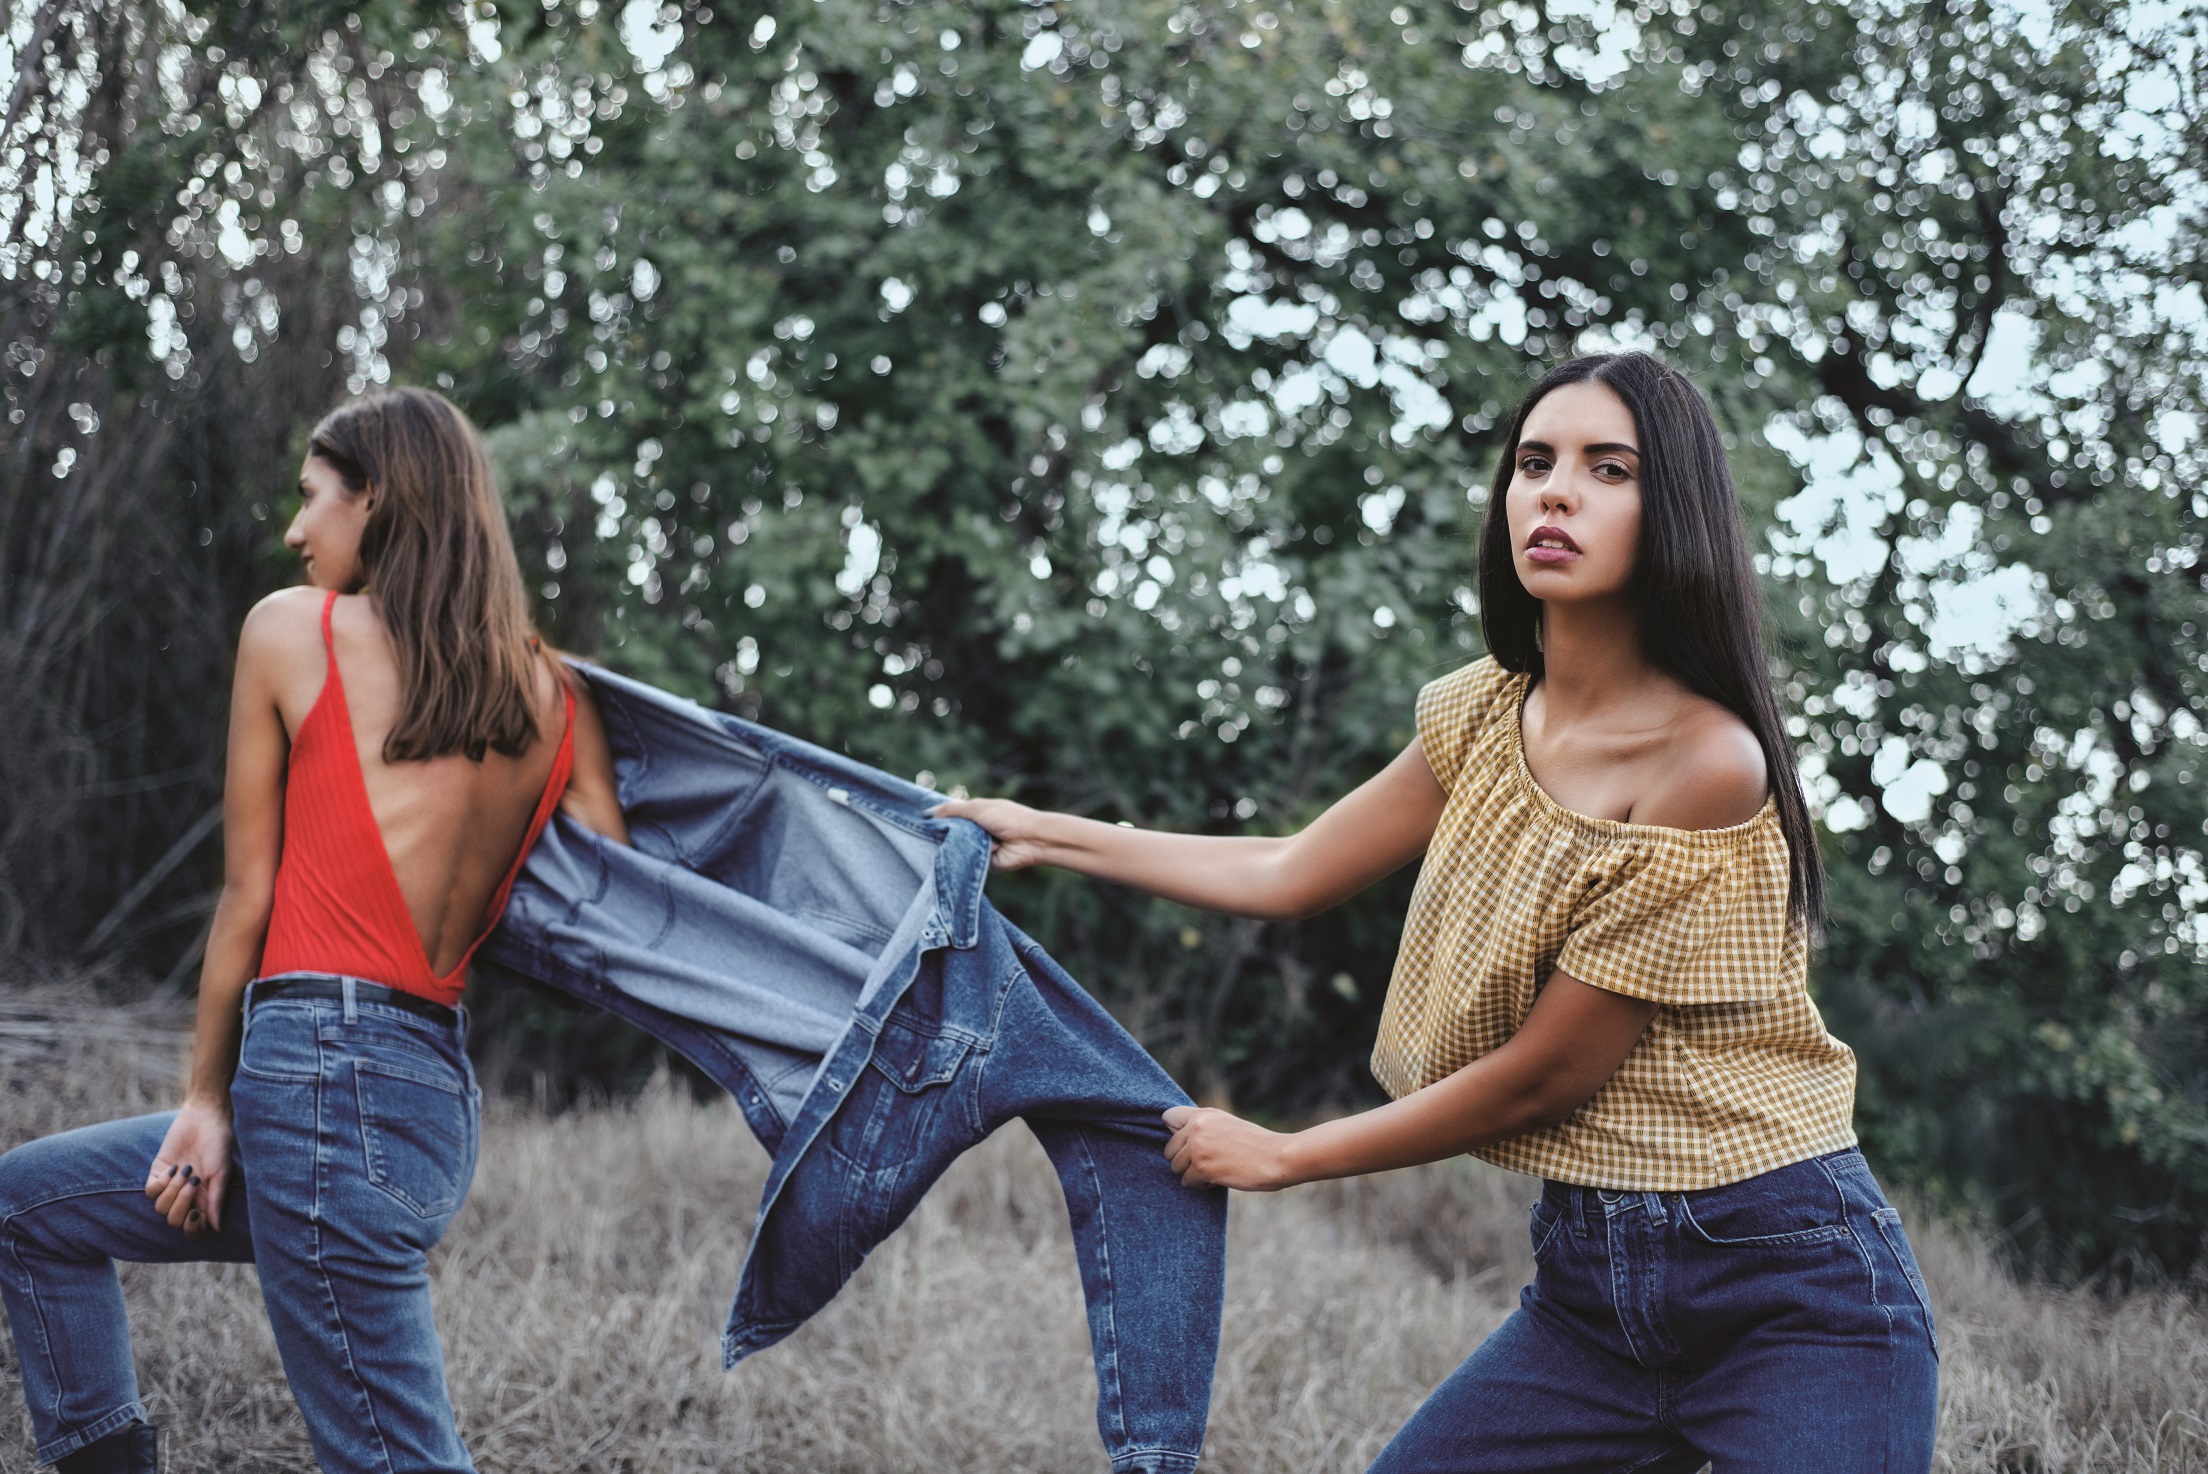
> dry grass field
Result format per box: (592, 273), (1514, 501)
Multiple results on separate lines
(0, 988), (2200, 1473)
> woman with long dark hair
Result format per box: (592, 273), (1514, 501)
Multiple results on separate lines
(941, 352), (1937, 1470)
(0, 388), (625, 1473)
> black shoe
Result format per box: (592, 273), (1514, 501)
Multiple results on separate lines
(54, 1421), (157, 1474)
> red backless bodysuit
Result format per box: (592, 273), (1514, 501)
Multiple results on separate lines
(258, 591), (574, 1006)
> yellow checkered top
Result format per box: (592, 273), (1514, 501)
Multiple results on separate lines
(1370, 657), (1858, 1190)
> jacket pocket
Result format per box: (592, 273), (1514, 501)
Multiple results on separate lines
(866, 1015), (975, 1094)
(356, 1060), (476, 1219)
(827, 1017), (975, 1172)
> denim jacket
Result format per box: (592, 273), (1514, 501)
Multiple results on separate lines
(480, 665), (1224, 1474)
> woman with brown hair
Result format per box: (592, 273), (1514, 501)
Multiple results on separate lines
(941, 353), (1937, 1471)
(0, 388), (625, 1474)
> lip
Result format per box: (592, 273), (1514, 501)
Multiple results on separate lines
(1523, 524), (1582, 565)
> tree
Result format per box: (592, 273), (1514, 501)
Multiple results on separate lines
(13, 0), (2207, 1269)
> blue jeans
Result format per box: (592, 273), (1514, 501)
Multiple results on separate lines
(1370, 1148), (1938, 1473)
(481, 660), (1227, 1474)
(0, 980), (480, 1472)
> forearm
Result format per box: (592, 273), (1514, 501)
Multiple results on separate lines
(1278, 1058), (1565, 1185)
(185, 887), (267, 1106)
(1164, 975), (1661, 1192)
(1019, 811), (1309, 919)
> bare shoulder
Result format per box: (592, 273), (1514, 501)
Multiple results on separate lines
(1633, 697), (1769, 831)
(236, 586), (327, 668)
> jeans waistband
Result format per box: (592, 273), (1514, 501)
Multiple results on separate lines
(249, 974), (459, 1030)
(1541, 1147), (1867, 1216)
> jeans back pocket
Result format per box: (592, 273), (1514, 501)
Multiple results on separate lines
(355, 1060), (476, 1219)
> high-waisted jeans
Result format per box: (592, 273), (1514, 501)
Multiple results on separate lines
(0, 978), (481, 1472)
(1369, 1147), (1939, 1473)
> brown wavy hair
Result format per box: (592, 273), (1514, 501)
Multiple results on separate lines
(1476, 352), (1826, 931)
(308, 387), (542, 763)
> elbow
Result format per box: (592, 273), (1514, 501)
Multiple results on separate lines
(1254, 890), (1320, 923)
(1253, 885), (1333, 923)
(1218, 843), (1310, 922)
(1508, 1081), (1595, 1136)
(1253, 846), (1341, 922)
(216, 873), (277, 934)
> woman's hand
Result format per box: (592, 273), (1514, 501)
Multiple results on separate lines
(930, 797), (1056, 872)
(147, 1097), (234, 1237)
(1161, 1104), (1302, 1192)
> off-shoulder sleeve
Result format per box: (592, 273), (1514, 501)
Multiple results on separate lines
(1553, 813), (1794, 1005)
(1416, 657), (1513, 793)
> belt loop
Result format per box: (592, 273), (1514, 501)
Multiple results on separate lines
(341, 977), (358, 1024)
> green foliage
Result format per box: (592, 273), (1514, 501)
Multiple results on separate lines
(10, 0), (2207, 1270)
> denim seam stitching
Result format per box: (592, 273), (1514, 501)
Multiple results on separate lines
(1815, 1153), (1886, 1329)
(307, 1053), (402, 1474)
(1604, 1207), (1661, 1369)
(1070, 1125), (1130, 1448)
(1871, 1210), (1939, 1357)
(1675, 1191), (1852, 1248)
(317, 1032), (453, 1075)
(1529, 1200), (1566, 1259)
(769, 752), (939, 842)
(669, 747), (771, 866)
(2, 1212), (90, 1460)
(352, 1058), (467, 1096)
(32, 1400), (147, 1465)
(1109, 1444), (1203, 1472)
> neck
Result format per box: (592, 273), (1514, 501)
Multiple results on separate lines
(1535, 595), (1659, 721)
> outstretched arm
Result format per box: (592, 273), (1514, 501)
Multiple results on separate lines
(1161, 970), (1657, 1191)
(932, 737), (1447, 920)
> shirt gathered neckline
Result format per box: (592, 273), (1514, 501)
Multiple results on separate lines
(1500, 669), (1780, 845)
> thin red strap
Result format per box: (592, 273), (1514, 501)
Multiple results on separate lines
(319, 590), (338, 664)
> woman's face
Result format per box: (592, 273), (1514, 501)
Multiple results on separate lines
(1504, 380), (1642, 608)
(284, 454), (373, 592)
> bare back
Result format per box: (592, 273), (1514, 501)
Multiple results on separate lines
(264, 589), (569, 978)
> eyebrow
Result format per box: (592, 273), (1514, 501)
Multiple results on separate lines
(1516, 439), (1641, 456)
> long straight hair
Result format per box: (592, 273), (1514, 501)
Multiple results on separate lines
(308, 387), (542, 763)
(1475, 353), (1826, 930)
